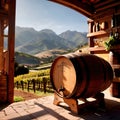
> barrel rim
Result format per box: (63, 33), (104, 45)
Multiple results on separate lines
(50, 55), (77, 98)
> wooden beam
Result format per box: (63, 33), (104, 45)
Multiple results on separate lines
(95, 1), (120, 13)
(49, 0), (94, 18)
(94, 0), (114, 9)
(7, 0), (16, 103)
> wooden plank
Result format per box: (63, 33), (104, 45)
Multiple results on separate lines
(96, 1), (120, 13)
(94, 0), (115, 9)
(0, 75), (7, 102)
(0, 20), (4, 72)
(89, 47), (108, 54)
(87, 30), (108, 37)
(7, 0), (16, 103)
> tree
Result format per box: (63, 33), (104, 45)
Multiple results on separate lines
(14, 62), (29, 76)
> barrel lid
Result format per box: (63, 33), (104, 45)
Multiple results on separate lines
(50, 56), (76, 98)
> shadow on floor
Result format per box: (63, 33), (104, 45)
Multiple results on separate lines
(71, 98), (120, 120)
(0, 103), (9, 111)
(0, 97), (120, 120)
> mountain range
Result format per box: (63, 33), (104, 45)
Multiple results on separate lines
(14, 26), (88, 55)
(10, 26), (88, 66)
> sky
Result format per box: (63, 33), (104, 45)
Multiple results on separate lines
(16, 0), (88, 34)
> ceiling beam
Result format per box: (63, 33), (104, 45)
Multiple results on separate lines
(95, 1), (120, 13)
(94, 0), (114, 8)
(49, 0), (94, 18)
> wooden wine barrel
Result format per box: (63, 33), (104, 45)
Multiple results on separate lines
(50, 53), (113, 98)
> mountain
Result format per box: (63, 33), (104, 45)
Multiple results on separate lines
(15, 27), (38, 47)
(15, 26), (88, 55)
(59, 30), (88, 47)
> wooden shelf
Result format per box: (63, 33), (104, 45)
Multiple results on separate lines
(87, 30), (108, 37)
(112, 64), (120, 69)
(113, 77), (120, 82)
(89, 47), (108, 54)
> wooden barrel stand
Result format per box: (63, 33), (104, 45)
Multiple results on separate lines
(53, 92), (105, 114)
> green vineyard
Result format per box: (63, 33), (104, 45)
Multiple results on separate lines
(14, 68), (53, 93)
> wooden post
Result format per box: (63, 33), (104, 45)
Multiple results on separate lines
(21, 80), (24, 90)
(43, 77), (47, 93)
(0, 14), (8, 103)
(32, 79), (36, 93)
(27, 80), (30, 92)
(38, 80), (40, 90)
(88, 19), (93, 33)
(88, 37), (94, 54)
(0, 20), (4, 73)
(7, 0), (16, 103)
(16, 81), (19, 89)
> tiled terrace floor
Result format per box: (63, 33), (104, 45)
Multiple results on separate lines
(0, 88), (120, 120)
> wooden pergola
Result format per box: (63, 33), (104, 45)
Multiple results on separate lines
(0, 0), (120, 103)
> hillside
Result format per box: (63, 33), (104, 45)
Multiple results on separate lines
(15, 27), (88, 55)
(15, 49), (68, 66)
(35, 49), (67, 58)
(15, 46), (89, 66)
(15, 52), (40, 66)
